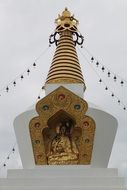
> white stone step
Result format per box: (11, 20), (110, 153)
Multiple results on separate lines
(7, 166), (118, 178)
(0, 177), (125, 188)
(0, 187), (127, 190)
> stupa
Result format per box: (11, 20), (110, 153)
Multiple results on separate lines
(0, 8), (126, 190)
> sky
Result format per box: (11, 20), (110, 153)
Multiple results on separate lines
(0, 0), (127, 180)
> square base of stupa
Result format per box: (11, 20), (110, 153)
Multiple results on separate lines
(0, 166), (126, 190)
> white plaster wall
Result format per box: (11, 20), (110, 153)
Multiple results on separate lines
(14, 106), (117, 169)
(87, 108), (118, 168)
(14, 110), (37, 169)
(45, 83), (85, 98)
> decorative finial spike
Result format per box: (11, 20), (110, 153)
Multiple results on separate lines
(55, 8), (78, 33)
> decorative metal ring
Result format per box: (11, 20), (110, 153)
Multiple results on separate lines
(49, 32), (60, 46)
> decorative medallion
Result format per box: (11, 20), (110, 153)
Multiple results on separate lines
(34, 122), (41, 129)
(42, 105), (49, 111)
(83, 121), (89, 128)
(74, 104), (81, 110)
(35, 140), (40, 144)
(58, 94), (66, 100)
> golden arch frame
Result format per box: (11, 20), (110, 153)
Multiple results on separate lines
(29, 86), (96, 165)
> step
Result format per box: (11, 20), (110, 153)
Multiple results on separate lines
(0, 177), (125, 188)
(0, 187), (127, 190)
(7, 166), (118, 178)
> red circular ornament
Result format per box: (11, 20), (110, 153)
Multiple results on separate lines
(37, 154), (43, 159)
(83, 121), (89, 127)
(58, 94), (65, 100)
(35, 122), (40, 128)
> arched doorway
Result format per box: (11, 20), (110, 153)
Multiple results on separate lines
(42, 110), (81, 164)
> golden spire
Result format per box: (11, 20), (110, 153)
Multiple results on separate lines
(45, 8), (85, 86)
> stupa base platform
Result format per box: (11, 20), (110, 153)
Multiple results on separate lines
(0, 166), (126, 190)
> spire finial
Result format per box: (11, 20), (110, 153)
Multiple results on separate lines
(55, 8), (79, 32)
(62, 7), (71, 17)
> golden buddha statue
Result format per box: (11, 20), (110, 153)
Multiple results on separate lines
(47, 121), (79, 165)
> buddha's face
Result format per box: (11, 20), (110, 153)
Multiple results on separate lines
(66, 122), (70, 127)
(60, 126), (66, 135)
(56, 122), (62, 134)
